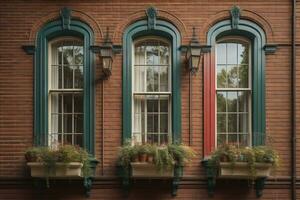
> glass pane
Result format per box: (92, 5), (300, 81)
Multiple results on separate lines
(238, 43), (248, 64)
(134, 66), (145, 92)
(217, 65), (227, 88)
(51, 65), (62, 89)
(64, 65), (73, 88)
(63, 94), (73, 113)
(74, 65), (83, 88)
(227, 65), (238, 88)
(217, 134), (226, 146)
(63, 114), (72, 133)
(228, 114), (237, 132)
(160, 114), (168, 133)
(51, 114), (62, 133)
(74, 114), (83, 133)
(239, 64), (248, 88)
(64, 134), (73, 145)
(228, 134), (238, 145)
(239, 114), (248, 133)
(147, 99), (158, 113)
(147, 114), (158, 133)
(227, 43), (237, 64)
(74, 46), (83, 65)
(147, 134), (159, 144)
(238, 91), (248, 112)
(217, 92), (226, 112)
(160, 66), (168, 91)
(74, 134), (83, 147)
(227, 92), (238, 112)
(147, 66), (159, 92)
(74, 94), (83, 113)
(63, 46), (74, 65)
(135, 46), (145, 65)
(239, 134), (249, 147)
(160, 134), (168, 145)
(51, 93), (60, 113)
(146, 46), (159, 65)
(160, 98), (169, 112)
(217, 43), (226, 64)
(217, 114), (226, 133)
(160, 46), (169, 65)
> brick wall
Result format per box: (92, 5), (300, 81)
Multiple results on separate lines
(0, 0), (299, 199)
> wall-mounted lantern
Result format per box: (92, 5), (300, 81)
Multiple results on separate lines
(186, 27), (203, 74)
(99, 27), (114, 78)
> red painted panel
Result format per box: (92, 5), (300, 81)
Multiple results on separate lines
(203, 51), (215, 156)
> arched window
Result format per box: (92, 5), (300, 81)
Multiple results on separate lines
(34, 16), (95, 154)
(215, 38), (251, 147)
(48, 37), (84, 147)
(132, 38), (171, 145)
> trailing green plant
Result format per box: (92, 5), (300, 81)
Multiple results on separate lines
(25, 145), (94, 178)
(117, 143), (196, 173)
(207, 144), (279, 178)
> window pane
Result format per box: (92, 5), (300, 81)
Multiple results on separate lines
(238, 91), (248, 112)
(217, 65), (227, 88)
(63, 94), (73, 113)
(74, 114), (83, 133)
(147, 66), (159, 92)
(227, 65), (238, 88)
(51, 65), (62, 89)
(227, 43), (237, 64)
(239, 64), (248, 88)
(64, 134), (73, 145)
(74, 134), (83, 147)
(239, 114), (248, 133)
(160, 114), (168, 133)
(160, 134), (168, 145)
(160, 98), (169, 112)
(228, 134), (238, 145)
(134, 66), (145, 92)
(239, 134), (249, 147)
(51, 114), (62, 133)
(147, 134), (159, 144)
(146, 46), (159, 65)
(74, 94), (83, 113)
(217, 114), (226, 133)
(217, 43), (226, 64)
(63, 65), (73, 88)
(160, 66), (168, 91)
(63, 114), (72, 133)
(63, 46), (74, 65)
(227, 92), (238, 112)
(228, 114), (237, 132)
(217, 92), (226, 112)
(147, 114), (158, 133)
(160, 46), (169, 65)
(74, 65), (83, 88)
(74, 46), (83, 65)
(217, 134), (226, 146)
(238, 43), (248, 64)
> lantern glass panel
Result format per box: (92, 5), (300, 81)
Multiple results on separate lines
(191, 48), (201, 56)
(102, 57), (112, 70)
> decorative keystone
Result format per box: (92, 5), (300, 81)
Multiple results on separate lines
(60, 7), (72, 30)
(230, 5), (241, 29)
(146, 6), (158, 30)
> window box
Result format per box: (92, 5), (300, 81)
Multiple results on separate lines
(131, 162), (174, 178)
(27, 162), (83, 178)
(218, 162), (272, 179)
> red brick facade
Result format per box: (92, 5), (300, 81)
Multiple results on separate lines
(0, 0), (299, 199)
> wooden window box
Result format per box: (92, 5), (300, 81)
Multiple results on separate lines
(27, 162), (83, 178)
(130, 162), (174, 178)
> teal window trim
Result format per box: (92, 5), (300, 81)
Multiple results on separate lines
(34, 19), (95, 154)
(122, 20), (181, 144)
(207, 19), (266, 146)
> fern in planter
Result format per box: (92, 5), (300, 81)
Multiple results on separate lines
(25, 145), (96, 186)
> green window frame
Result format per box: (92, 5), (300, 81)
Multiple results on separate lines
(122, 19), (181, 144)
(34, 19), (95, 154)
(207, 19), (266, 146)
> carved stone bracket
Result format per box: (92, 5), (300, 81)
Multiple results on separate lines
(146, 6), (158, 30)
(22, 45), (36, 55)
(230, 5), (241, 29)
(60, 7), (72, 30)
(264, 44), (278, 54)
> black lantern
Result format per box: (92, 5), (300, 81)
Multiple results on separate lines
(186, 27), (203, 74)
(100, 27), (114, 77)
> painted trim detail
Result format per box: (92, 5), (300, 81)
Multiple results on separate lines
(34, 16), (95, 154)
(122, 19), (181, 144)
(204, 19), (267, 156)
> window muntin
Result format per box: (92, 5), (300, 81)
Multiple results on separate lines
(48, 38), (84, 147)
(216, 38), (251, 147)
(132, 38), (171, 145)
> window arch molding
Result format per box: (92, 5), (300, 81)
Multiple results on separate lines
(122, 19), (181, 144)
(34, 18), (95, 154)
(204, 19), (267, 155)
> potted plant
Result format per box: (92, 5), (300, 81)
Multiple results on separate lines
(205, 144), (279, 179)
(117, 143), (196, 178)
(25, 145), (95, 179)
